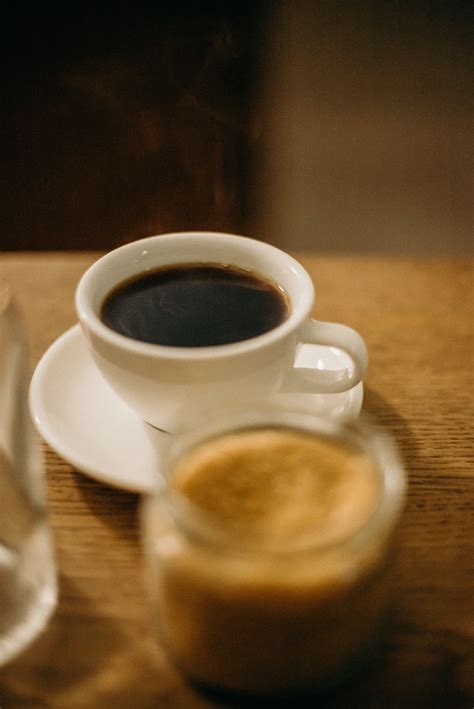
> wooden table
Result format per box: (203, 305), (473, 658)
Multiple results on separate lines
(0, 252), (472, 708)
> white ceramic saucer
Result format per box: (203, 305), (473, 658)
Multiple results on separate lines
(29, 325), (363, 493)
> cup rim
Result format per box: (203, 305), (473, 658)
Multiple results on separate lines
(75, 232), (315, 361)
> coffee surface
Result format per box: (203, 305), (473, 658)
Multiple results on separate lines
(101, 263), (289, 347)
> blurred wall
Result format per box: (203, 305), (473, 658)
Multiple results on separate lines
(1, 3), (264, 251)
(256, 1), (473, 255)
(1, 2), (472, 254)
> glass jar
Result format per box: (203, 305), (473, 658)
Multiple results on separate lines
(142, 403), (406, 696)
(0, 285), (57, 665)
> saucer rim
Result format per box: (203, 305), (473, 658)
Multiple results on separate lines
(29, 324), (150, 493)
(29, 324), (364, 494)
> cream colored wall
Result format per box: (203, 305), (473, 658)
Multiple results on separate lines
(255, 2), (472, 255)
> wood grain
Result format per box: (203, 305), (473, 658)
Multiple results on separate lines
(0, 253), (473, 708)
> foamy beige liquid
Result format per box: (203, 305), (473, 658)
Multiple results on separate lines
(156, 429), (393, 693)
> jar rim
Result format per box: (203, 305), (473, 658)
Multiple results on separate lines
(152, 405), (406, 558)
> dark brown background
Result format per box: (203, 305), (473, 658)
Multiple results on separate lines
(1, 1), (472, 254)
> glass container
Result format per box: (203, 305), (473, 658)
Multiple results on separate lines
(142, 402), (406, 696)
(0, 285), (57, 665)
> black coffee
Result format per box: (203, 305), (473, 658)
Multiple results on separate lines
(101, 263), (290, 347)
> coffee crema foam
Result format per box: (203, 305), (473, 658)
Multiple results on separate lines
(171, 428), (380, 548)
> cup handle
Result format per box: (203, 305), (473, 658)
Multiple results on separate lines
(282, 319), (368, 394)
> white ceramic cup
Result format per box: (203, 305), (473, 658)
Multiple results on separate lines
(75, 232), (368, 432)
